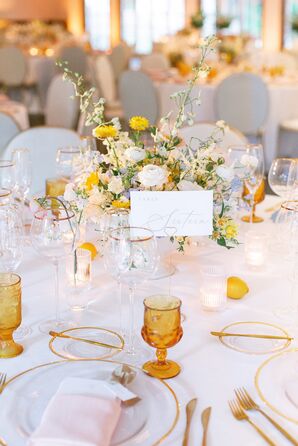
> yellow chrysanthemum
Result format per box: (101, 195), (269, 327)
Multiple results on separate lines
(93, 125), (118, 139)
(129, 116), (149, 131)
(111, 200), (131, 209)
(85, 172), (99, 191)
(225, 223), (238, 239)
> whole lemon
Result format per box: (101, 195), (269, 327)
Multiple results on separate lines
(79, 242), (98, 261)
(227, 276), (249, 299)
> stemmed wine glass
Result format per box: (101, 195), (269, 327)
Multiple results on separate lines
(56, 146), (80, 181)
(104, 226), (157, 361)
(12, 148), (32, 224)
(30, 204), (79, 333)
(268, 158), (296, 200)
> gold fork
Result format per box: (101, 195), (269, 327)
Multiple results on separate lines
(229, 399), (277, 446)
(0, 373), (6, 394)
(235, 387), (298, 446)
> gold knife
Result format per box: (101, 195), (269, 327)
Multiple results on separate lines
(182, 398), (198, 446)
(211, 331), (293, 341)
(201, 407), (212, 446)
(49, 331), (122, 350)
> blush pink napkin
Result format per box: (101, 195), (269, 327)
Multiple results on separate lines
(27, 377), (122, 446)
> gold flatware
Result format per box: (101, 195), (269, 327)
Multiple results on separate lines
(235, 387), (298, 446)
(182, 398), (197, 446)
(201, 407), (211, 446)
(0, 436), (7, 446)
(211, 331), (293, 341)
(49, 331), (122, 350)
(0, 373), (6, 394)
(229, 399), (277, 446)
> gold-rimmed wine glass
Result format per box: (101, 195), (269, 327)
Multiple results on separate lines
(141, 294), (183, 379)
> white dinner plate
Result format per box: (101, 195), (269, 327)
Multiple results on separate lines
(0, 359), (179, 445)
(255, 348), (298, 424)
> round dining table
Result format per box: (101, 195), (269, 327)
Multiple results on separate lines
(156, 78), (298, 171)
(0, 195), (297, 445)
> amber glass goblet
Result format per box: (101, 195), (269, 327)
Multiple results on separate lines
(141, 295), (183, 379)
(0, 273), (23, 358)
(242, 178), (265, 223)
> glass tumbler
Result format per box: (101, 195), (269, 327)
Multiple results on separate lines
(0, 273), (23, 358)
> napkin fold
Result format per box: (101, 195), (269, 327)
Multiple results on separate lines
(27, 377), (122, 446)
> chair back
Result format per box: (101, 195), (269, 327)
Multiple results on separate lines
(109, 43), (130, 80)
(94, 55), (117, 104)
(45, 74), (79, 129)
(0, 112), (21, 155)
(119, 71), (159, 124)
(57, 45), (88, 76)
(141, 53), (170, 71)
(179, 122), (248, 153)
(2, 127), (81, 194)
(0, 47), (26, 86)
(214, 73), (269, 135)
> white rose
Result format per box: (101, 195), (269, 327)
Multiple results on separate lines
(216, 165), (234, 181)
(108, 176), (124, 195)
(124, 147), (146, 163)
(63, 183), (77, 202)
(177, 180), (203, 191)
(138, 164), (168, 188)
(216, 120), (227, 131)
(89, 187), (106, 206)
(240, 154), (258, 168)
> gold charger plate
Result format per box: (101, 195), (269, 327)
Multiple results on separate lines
(255, 348), (298, 424)
(219, 321), (291, 354)
(1, 358), (180, 446)
(49, 326), (124, 360)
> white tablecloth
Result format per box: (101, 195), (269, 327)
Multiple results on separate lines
(1, 195), (298, 445)
(156, 80), (298, 170)
(0, 97), (29, 130)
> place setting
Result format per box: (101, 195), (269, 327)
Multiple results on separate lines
(1, 1), (298, 445)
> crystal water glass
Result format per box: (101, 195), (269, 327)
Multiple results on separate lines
(12, 148), (32, 220)
(30, 205), (79, 333)
(56, 146), (80, 181)
(268, 158), (296, 199)
(0, 160), (14, 191)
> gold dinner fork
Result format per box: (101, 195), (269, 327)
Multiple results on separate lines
(0, 373), (6, 394)
(235, 387), (298, 446)
(229, 399), (277, 446)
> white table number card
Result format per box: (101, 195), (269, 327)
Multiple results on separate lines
(130, 191), (213, 237)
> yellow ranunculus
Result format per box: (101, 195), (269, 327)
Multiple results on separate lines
(93, 125), (118, 139)
(129, 116), (149, 131)
(225, 223), (238, 239)
(111, 200), (130, 209)
(85, 172), (99, 191)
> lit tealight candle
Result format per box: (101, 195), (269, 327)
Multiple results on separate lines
(199, 265), (227, 311)
(244, 231), (268, 270)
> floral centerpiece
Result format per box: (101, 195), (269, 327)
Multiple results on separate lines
(191, 11), (205, 29)
(216, 16), (233, 30)
(292, 15), (298, 33)
(58, 36), (239, 251)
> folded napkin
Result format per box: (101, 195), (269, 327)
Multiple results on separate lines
(27, 377), (122, 446)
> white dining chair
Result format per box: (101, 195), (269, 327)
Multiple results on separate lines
(57, 45), (88, 76)
(0, 47), (26, 87)
(93, 54), (123, 119)
(2, 127), (81, 194)
(119, 71), (159, 125)
(214, 73), (269, 140)
(277, 119), (298, 158)
(0, 112), (21, 156)
(45, 74), (79, 129)
(141, 53), (170, 71)
(179, 122), (248, 154)
(109, 43), (130, 81)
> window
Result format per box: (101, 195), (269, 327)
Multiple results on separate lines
(284, 0), (298, 48)
(85, 0), (110, 50)
(121, 0), (185, 54)
(201, 0), (262, 43)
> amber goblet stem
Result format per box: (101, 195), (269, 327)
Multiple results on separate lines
(156, 348), (167, 365)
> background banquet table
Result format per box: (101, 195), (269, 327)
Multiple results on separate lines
(0, 97), (29, 130)
(1, 195), (298, 445)
(157, 79), (298, 170)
